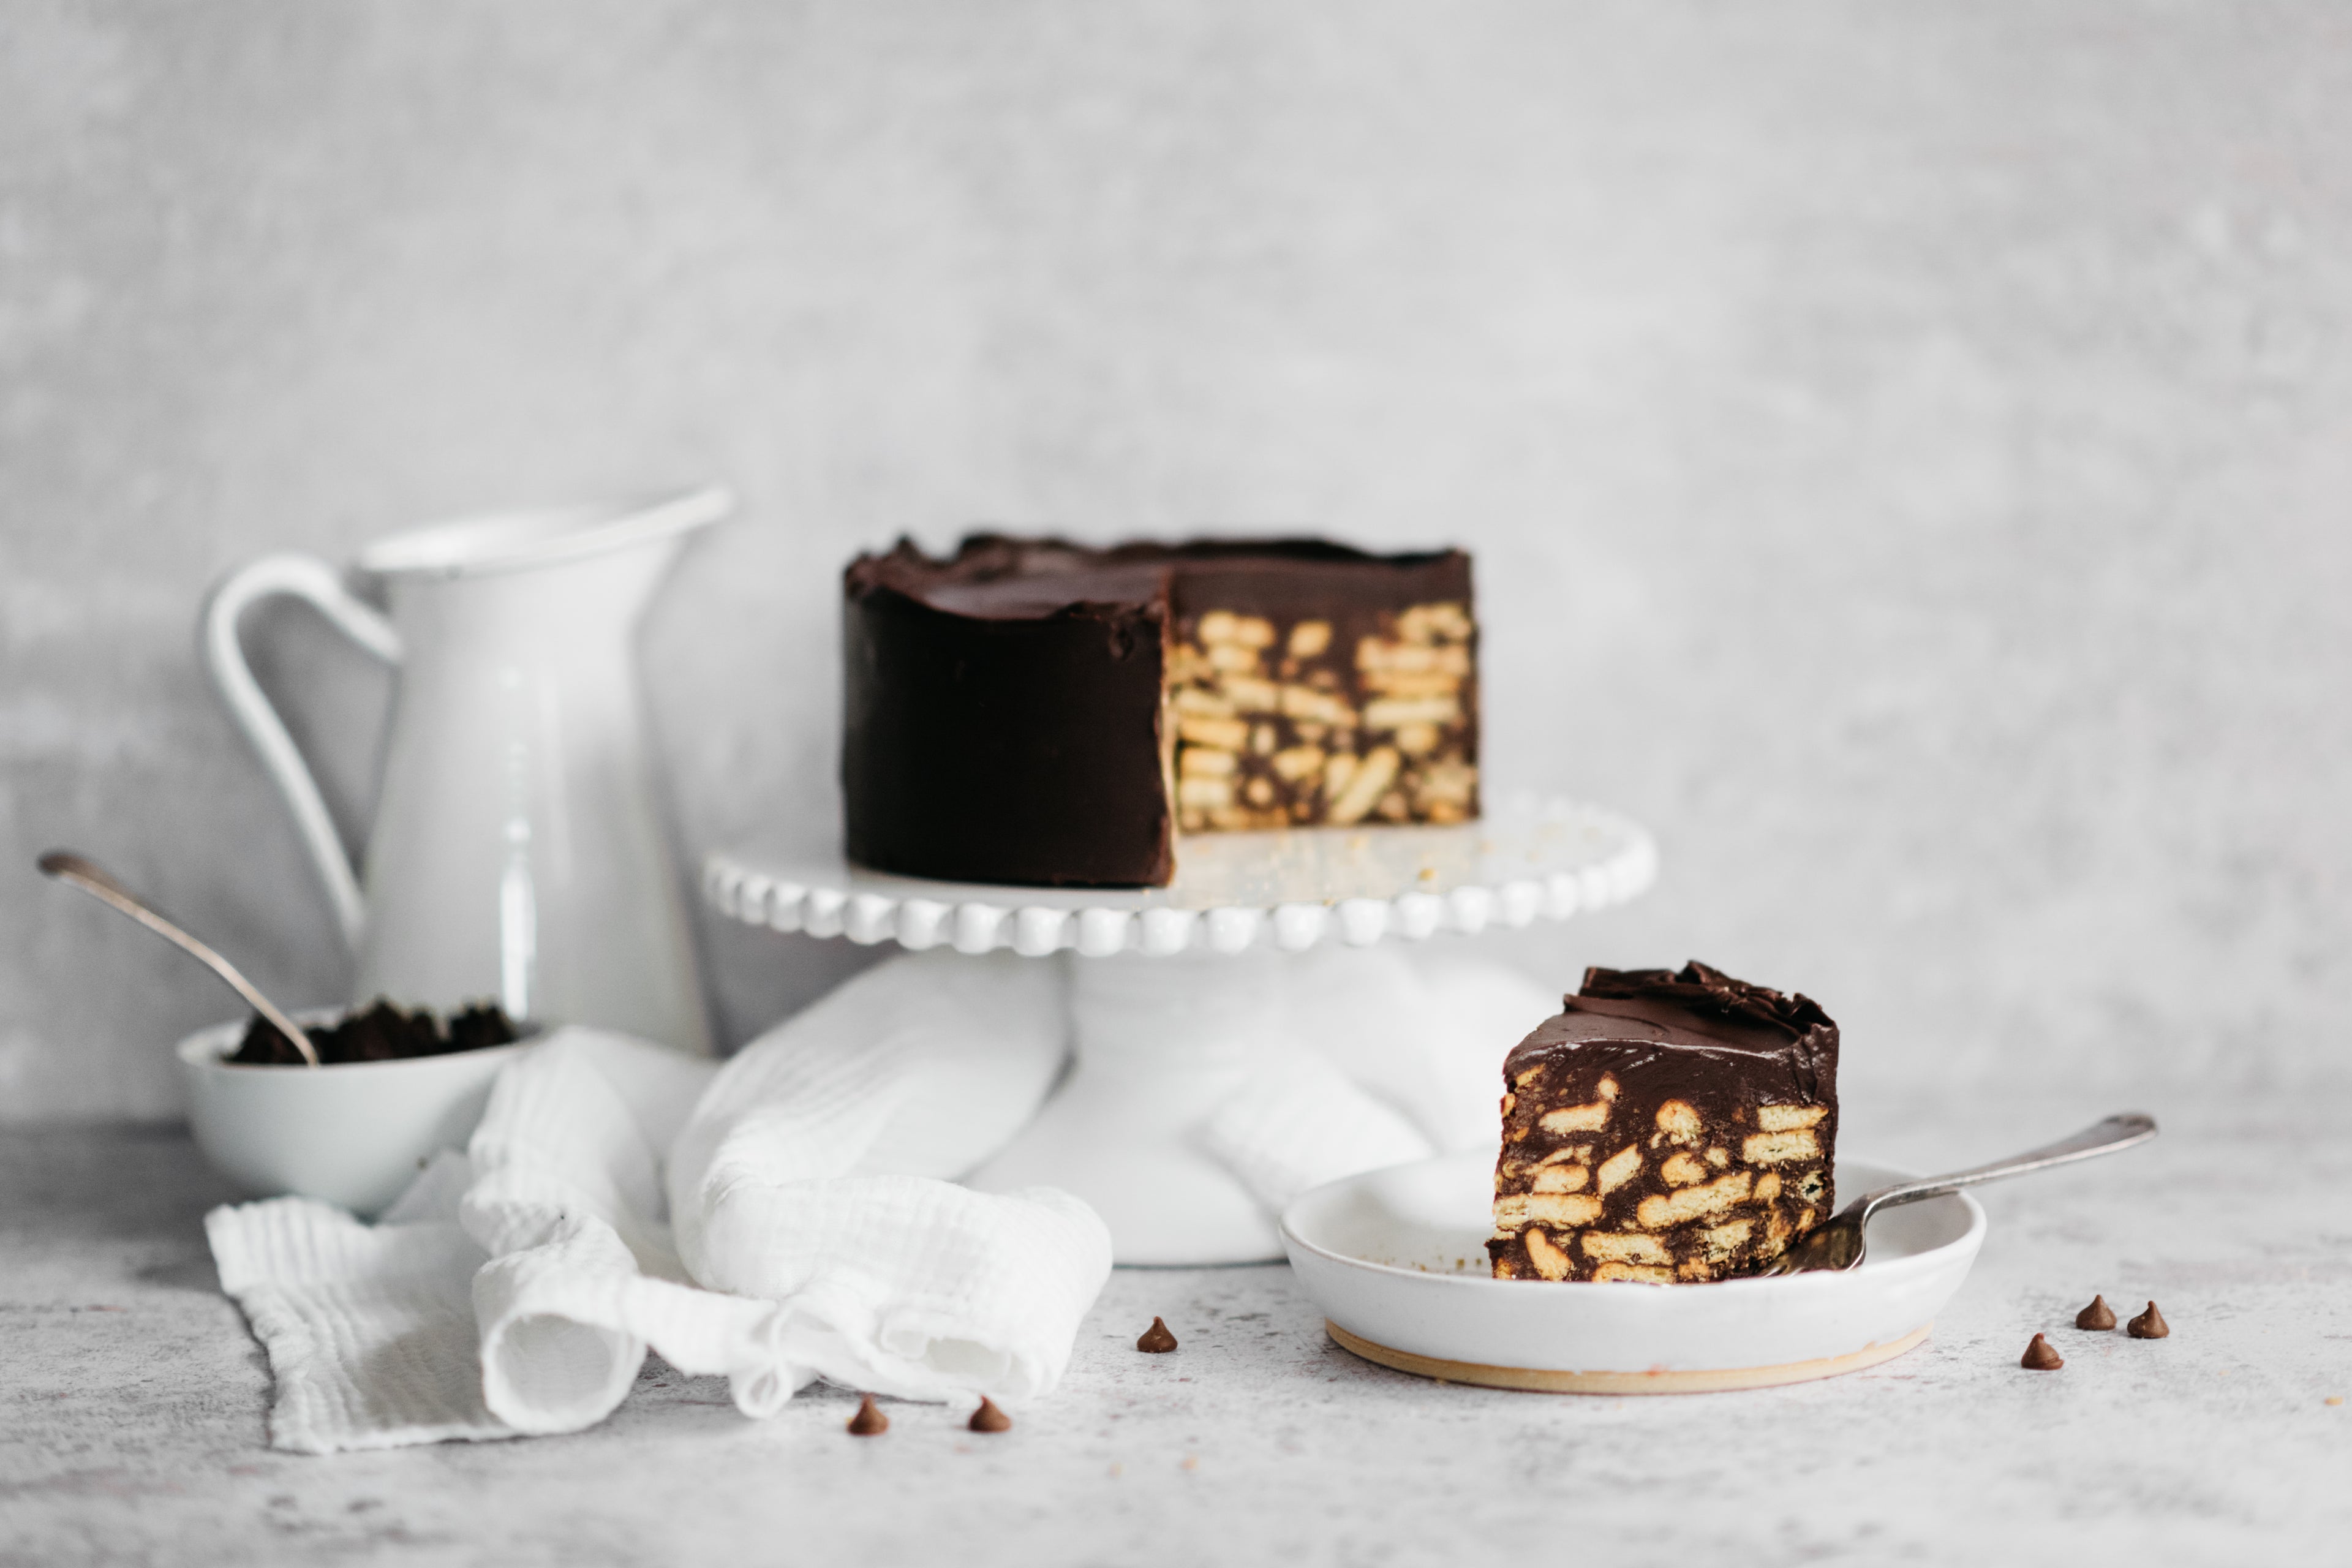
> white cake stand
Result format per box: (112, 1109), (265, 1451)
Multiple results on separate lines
(703, 792), (1656, 1265)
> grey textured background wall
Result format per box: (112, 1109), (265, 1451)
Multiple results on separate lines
(5, 1), (2347, 1121)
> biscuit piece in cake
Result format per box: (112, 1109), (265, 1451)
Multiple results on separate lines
(1488, 962), (1838, 1283)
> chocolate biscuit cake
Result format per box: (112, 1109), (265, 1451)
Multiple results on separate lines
(842, 537), (1478, 887)
(1488, 962), (1838, 1283)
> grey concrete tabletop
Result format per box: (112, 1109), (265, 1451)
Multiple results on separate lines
(3, 1094), (2346, 1566)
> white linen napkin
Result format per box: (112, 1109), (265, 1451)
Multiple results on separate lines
(209, 951), (1105, 1453)
(204, 1161), (501, 1452)
(206, 945), (1552, 1453)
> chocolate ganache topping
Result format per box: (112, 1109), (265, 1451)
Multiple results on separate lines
(1573, 960), (1833, 1044)
(1504, 960), (1838, 1117)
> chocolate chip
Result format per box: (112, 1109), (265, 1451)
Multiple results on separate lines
(2127, 1301), (2170, 1339)
(968, 1396), (1012, 1433)
(846, 1394), (888, 1435)
(2020, 1333), (2064, 1370)
(1136, 1316), (1178, 1353)
(229, 997), (520, 1066)
(2075, 1294), (2117, 1331)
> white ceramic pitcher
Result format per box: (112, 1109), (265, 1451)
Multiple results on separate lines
(201, 487), (729, 1054)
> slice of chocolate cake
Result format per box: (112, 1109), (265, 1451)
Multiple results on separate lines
(842, 536), (1478, 887)
(1488, 962), (1838, 1283)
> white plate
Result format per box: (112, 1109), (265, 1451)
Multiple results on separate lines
(1281, 1152), (1985, 1393)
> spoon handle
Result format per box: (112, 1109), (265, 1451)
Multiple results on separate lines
(1853, 1112), (2158, 1221)
(37, 850), (320, 1068)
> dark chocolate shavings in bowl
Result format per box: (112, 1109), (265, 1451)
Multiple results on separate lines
(443, 1003), (521, 1055)
(229, 998), (520, 1066)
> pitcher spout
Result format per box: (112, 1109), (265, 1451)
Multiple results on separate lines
(356, 485), (732, 597)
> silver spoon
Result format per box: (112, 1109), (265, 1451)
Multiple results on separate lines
(37, 850), (321, 1068)
(1757, 1111), (2158, 1275)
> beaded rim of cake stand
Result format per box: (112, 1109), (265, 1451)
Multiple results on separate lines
(701, 797), (1657, 959)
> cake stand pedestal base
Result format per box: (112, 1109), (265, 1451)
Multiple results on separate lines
(967, 951), (1293, 1265)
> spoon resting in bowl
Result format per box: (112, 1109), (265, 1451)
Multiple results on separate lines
(37, 850), (320, 1068)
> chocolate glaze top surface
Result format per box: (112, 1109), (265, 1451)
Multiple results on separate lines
(845, 535), (1471, 622)
(1505, 960), (1838, 1103)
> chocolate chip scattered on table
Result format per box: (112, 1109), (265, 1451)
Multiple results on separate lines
(1136, 1317), (1178, 1352)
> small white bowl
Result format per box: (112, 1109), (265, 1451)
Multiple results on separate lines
(1281, 1151), (1985, 1393)
(177, 1012), (528, 1217)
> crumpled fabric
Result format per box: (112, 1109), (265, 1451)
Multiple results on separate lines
(206, 945), (1551, 1452)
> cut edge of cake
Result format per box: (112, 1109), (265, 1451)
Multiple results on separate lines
(1487, 961), (1839, 1284)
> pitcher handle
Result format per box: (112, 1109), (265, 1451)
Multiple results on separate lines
(200, 554), (403, 954)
